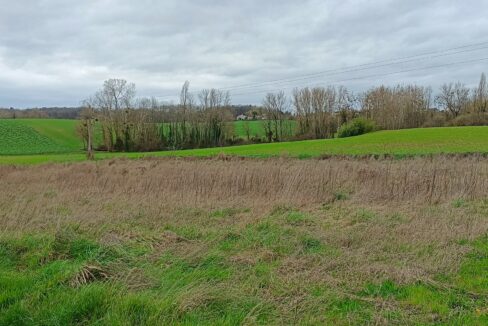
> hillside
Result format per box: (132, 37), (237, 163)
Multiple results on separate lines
(1, 120), (488, 164)
(0, 119), (82, 155)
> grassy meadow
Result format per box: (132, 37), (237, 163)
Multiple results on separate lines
(1, 118), (488, 164)
(0, 157), (487, 324)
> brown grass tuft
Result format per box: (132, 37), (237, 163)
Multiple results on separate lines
(70, 263), (110, 287)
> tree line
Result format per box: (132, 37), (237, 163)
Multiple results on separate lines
(78, 73), (488, 156)
(78, 79), (235, 154)
(0, 107), (82, 119)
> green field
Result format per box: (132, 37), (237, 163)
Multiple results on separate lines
(0, 119), (82, 155)
(1, 123), (488, 164)
(233, 120), (296, 138)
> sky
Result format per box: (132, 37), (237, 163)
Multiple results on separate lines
(1, 0), (487, 108)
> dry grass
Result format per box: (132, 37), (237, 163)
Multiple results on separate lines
(1, 156), (487, 226)
(1, 156), (487, 282)
(0, 156), (487, 324)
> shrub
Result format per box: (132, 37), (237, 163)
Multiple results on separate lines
(337, 118), (376, 138)
(333, 191), (350, 201)
(422, 114), (447, 128)
(448, 113), (488, 126)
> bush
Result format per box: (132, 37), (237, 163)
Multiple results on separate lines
(448, 113), (488, 126)
(337, 118), (375, 138)
(422, 113), (448, 128)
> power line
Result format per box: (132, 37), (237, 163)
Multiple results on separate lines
(230, 56), (488, 97)
(218, 40), (488, 91)
(220, 45), (488, 93)
(154, 40), (488, 100)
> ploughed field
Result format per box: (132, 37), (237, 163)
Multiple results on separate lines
(0, 157), (487, 324)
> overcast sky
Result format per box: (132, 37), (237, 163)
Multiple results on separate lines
(1, 0), (487, 107)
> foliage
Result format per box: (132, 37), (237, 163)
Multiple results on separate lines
(337, 118), (376, 138)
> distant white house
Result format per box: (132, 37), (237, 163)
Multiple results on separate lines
(236, 114), (248, 120)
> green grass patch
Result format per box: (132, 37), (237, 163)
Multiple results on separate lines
(285, 211), (312, 226)
(1, 227), (487, 324)
(233, 119), (296, 139)
(352, 208), (377, 224)
(0, 120), (76, 155)
(1, 125), (488, 164)
(452, 198), (467, 208)
(358, 235), (488, 324)
(0, 232), (271, 325)
(333, 190), (350, 201)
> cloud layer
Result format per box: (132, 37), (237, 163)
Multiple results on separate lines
(1, 0), (487, 107)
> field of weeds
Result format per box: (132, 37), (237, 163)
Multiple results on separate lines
(0, 157), (487, 324)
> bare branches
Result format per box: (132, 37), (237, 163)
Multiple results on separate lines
(435, 82), (469, 118)
(363, 85), (432, 129)
(77, 106), (96, 160)
(263, 91), (290, 142)
(472, 73), (488, 114)
(293, 86), (351, 138)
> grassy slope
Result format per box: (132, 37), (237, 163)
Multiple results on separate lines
(0, 119), (83, 155)
(0, 205), (486, 325)
(20, 119), (83, 150)
(0, 120), (72, 155)
(233, 120), (296, 138)
(233, 120), (267, 138)
(1, 126), (488, 164)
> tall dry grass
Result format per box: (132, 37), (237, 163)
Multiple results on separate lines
(0, 156), (487, 231)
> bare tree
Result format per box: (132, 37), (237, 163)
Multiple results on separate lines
(243, 120), (251, 141)
(336, 86), (358, 126)
(293, 86), (343, 138)
(262, 91), (289, 142)
(78, 105), (96, 160)
(362, 85), (431, 129)
(293, 87), (312, 136)
(179, 81), (194, 142)
(436, 82), (470, 118)
(472, 73), (488, 114)
(90, 78), (136, 151)
(198, 88), (233, 146)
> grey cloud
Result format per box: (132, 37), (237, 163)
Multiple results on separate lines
(1, 0), (487, 107)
